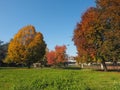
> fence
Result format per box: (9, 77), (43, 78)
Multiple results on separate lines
(81, 62), (120, 71)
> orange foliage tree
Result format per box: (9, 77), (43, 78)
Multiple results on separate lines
(73, 7), (97, 65)
(73, 0), (120, 71)
(46, 51), (56, 65)
(5, 25), (46, 68)
(95, 0), (120, 71)
(46, 45), (67, 66)
(55, 45), (67, 64)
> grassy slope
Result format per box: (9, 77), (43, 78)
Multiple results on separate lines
(0, 68), (120, 90)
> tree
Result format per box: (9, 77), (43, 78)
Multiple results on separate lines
(0, 40), (8, 66)
(72, 7), (97, 67)
(55, 45), (67, 64)
(73, 0), (120, 71)
(46, 51), (56, 65)
(94, 0), (120, 71)
(5, 25), (46, 68)
(46, 45), (67, 67)
(0, 41), (4, 65)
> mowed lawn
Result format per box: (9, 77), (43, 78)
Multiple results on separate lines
(0, 68), (120, 90)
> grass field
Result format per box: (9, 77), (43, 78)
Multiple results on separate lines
(0, 67), (120, 90)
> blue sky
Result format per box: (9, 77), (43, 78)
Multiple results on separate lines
(0, 0), (96, 56)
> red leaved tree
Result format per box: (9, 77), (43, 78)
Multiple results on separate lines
(73, 7), (97, 65)
(55, 45), (67, 64)
(46, 51), (56, 65)
(46, 45), (67, 66)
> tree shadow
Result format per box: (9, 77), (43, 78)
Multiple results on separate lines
(95, 69), (120, 72)
(63, 66), (81, 70)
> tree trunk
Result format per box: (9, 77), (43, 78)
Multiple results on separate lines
(81, 63), (84, 68)
(27, 61), (31, 69)
(113, 61), (117, 70)
(28, 64), (31, 69)
(101, 59), (107, 71)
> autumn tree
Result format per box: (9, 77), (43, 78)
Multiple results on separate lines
(5, 25), (46, 68)
(73, 0), (120, 71)
(73, 7), (97, 68)
(55, 45), (67, 64)
(95, 0), (120, 70)
(91, 0), (120, 71)
(46, 51), (56, 65)
(46, 45), (67, 67)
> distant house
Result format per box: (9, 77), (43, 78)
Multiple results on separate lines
(33, 63), (42, 68)
(67, 56), (76, 65)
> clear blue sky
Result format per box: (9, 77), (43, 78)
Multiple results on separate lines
(0, 0), (96, 56)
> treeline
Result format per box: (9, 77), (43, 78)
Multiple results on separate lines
(73, 0), (120, 71)
(1, 0), (120, 71)
(0, 25), (67, 68)
(0, 41), (8, 66)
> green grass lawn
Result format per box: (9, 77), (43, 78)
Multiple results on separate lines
(0, 67), (120, 90)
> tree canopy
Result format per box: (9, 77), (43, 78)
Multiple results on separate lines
(0, 41), (8, 66)
(5, 25), (46, 68)
(46, 45), (67, 66)
(73, 0), (120, 71)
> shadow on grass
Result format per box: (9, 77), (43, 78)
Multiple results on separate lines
(63, 66), (81, 70)
(0, 67), (16, 69)
(95, 69), (120, 72)
(0, 67), (28, 70)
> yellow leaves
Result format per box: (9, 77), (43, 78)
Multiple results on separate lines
(5, 25), (46, 65)
(13, 25), (36, 46)
(5, 40), (25, 63)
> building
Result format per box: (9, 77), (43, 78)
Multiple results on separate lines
(67, 56), (76, 65)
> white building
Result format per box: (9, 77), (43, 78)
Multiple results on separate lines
(67, 56), (76, 65)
